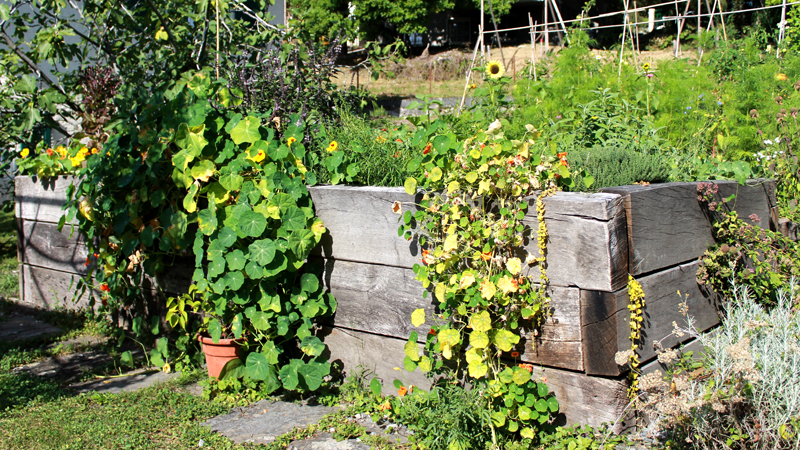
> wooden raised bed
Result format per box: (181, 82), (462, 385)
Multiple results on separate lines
(15, 175), (777, 428)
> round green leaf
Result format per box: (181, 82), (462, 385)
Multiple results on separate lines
(250, 311), (270, 331)
(238, 211), (267, 237)
(281, 206), (306, 231)
(245, 352), (271, 381)
(248, 239), (276, 265)
(493, 329), (520, 352)
(300, 273), (319, 293)
(300, 336), (325, 357)
(230, 116), (262, 145)
(225, 250), (246, 271)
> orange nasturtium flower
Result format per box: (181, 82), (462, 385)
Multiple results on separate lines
(398, 386), (408, 397)
(557, 152), (569, 167)
(423, 143), (432, 155)
(100, 283), (110, 292)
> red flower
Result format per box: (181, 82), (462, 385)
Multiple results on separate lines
(428, 329), (437, 336)
(46, 148), (54, 156)
(392, 152), (401, 158)
(396, 139), (403, 143)
(511, 351), (520, 358)
(422, 143), (432, 155)
(100, 283), (110, 292)
(101, 298), (107, 306)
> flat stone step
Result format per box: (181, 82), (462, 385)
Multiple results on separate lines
(0, 312), (62, 342)
(203, 400), (339, 445)
(69, 368), (191, 395)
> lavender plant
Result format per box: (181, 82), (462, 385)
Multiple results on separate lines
(637, 280), (800, 449)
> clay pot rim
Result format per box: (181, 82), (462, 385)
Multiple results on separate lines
(197, 334), (244, 345)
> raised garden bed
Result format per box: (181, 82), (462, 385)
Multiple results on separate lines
(15, 175), (778, 427)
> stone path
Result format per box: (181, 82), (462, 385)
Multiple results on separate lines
(0, 311), (62, 341)
(3, 311), (409, 448)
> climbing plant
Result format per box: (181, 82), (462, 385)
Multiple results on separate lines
(398, 118), (594, 443)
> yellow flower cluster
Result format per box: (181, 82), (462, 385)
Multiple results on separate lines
(627, 274), (646, 399)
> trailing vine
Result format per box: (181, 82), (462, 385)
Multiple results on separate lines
(626, 275), (646, 399)
(65, 69), (341, 392)
(398, 119), (593, 443)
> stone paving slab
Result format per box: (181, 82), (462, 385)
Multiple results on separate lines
(0, 312), (62, 342)
(69, 369), (184, 395)
(288, 433), (369, 450)
(203, 400), (340, 445)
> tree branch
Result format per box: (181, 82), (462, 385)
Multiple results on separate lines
(0, 29), (83, 114)
(142, 0), (180, 54)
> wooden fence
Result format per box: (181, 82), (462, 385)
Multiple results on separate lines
(15, 175), (779, 428)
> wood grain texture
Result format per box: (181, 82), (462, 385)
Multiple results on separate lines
(319, 257), (583, 370)
(320, 326), (432, 396)
(15, 176), (76, 224)
(322, 326), (627, 429)
(20, 220), (89, 274)
(601, 180), (776, 275)
(20, 264), (98, 310)
(522, 192), (629, 292)
(581, 261), (720, 376)
(308, 185), (422, 268)
(310, 185), (628, 292)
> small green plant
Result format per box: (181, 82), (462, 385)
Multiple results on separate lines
(568, 146), (671, 191)
(696, 181), (800, 304)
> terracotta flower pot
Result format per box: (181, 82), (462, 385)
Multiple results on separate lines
(198, 335), (242, 379)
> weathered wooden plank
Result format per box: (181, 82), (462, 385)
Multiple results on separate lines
(601, 180), (776, 275)
(581, 261), (720, 376)
(522, 192), (629, 292)
(321, 326), (627, 429)
(640, 338), (704, 377)
(320, 326), (432, 396)
(20, 264), (98, 310)
(15, 176), (76, 224)
(310, 185), (627, 292)
(20, 220), (89, 274)
(308, 185), (422, 268)
(318, 257), (583, 370)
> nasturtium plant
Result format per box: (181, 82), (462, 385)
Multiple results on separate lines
(399, 119), (593, 443)
(66, 69), (336, 393)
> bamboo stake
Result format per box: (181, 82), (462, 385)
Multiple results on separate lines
(486, 0), (506, 66)
(780, 17), (786, 57)
(719, 0), (728, 41)
(458, 28), (483, 115)
(529, 14), (538, 81)
(634, 0), (641, 54)
(544, 0), (549, 53)
(677, 0), (692, 56)
(549, 0), (571, 45)
(619, 0), (629, 78)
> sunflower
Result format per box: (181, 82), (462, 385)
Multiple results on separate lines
(485, 60), (505, 79)
(642, 62), (651, 71)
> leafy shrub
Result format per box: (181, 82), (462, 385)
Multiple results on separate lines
(390, 383), (492, 450)
(568, 146), (671, 191)
(696, 181), (800, 304)
(637, 280), (800, 449)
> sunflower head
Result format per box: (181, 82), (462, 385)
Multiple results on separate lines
(642, 62), (651, 71)
(485, 60), (505, 79)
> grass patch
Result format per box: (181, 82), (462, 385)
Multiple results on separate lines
(0, 375), (253, 449)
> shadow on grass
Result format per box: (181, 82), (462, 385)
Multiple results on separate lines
(0, 372), (68, 411)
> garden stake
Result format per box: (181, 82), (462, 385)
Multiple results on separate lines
(458, 30), (482, 115)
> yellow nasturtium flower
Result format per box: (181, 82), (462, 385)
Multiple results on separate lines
(20, 148), (29, 158)
(326, 141), (338, 153)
